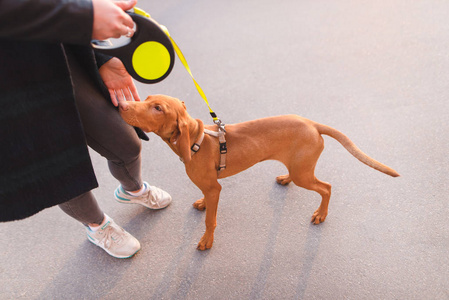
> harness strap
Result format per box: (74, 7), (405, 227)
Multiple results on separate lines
(190, 131), (205, 156)
(205, 129), (227, 175)
(201, 128), (227, 175)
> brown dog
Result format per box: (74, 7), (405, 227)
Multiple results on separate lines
(119, 95), (399, 250)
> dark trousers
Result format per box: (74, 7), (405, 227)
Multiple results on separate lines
(58, 51), (142, 225)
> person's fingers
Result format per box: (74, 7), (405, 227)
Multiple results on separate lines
(121, 17), (135, 33)
(114, 0), (137, 12)
(122, 87), (133, 102)
(123, 25), (135, 37)
(115, 89), (125, 104)
(128, 82), (141, 101)
(114, 0), (137, 28)
(109, 89), (118, 107)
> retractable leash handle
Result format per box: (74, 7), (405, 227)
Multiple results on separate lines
(92, 8), (224, 127)
(92, 8), (175, 84)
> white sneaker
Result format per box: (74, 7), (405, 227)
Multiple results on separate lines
(86, 214), (141, 258)
(114, 182), (172, 210)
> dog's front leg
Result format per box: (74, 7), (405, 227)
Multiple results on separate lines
(197, 182), (222, 250)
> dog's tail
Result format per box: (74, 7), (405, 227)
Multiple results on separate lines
(316, 123), (400, 177)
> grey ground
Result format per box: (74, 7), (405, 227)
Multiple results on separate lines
(1, 1), (448, 299)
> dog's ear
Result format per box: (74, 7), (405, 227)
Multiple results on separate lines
(170, 107), (191, 163)
(176, 121), (191, 163)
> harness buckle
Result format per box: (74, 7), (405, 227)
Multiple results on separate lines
(191, 143), (200, 153)
(219, 142), (227, 154)
(214, 118), (226, 133)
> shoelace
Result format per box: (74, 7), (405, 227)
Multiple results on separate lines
(144, 190), (159, 208)
(131, 186), (160, 208)
(97, 224), (124, 249)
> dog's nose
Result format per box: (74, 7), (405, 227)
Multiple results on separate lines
(119, 101), (129, 111)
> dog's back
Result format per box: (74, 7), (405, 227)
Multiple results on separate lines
(214, 115), (399, 178)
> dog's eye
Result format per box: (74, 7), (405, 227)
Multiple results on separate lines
(155, 105), (162, 111)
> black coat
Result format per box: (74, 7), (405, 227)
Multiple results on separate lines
(0, 0), (145, 221)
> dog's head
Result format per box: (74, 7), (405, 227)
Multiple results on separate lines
(119, 94), (194, 163)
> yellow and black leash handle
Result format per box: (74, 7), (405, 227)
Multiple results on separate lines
(92, 7), (223, 127)
(92, 8), (174, 84)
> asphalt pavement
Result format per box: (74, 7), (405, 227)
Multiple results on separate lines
(1, 0), (448, 299)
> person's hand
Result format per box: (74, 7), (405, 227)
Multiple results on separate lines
(92, 0), (137, 40)
(99, 57), (141, 106)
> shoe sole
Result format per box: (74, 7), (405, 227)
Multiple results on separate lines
(87, 234), (141, 259)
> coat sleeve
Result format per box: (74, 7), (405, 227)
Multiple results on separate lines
(0, 0), (93, 45)
(95, 52), (113, 69)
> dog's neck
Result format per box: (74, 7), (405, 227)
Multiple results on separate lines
(159, 116), (204, 159)
(189, 118), (204, 144)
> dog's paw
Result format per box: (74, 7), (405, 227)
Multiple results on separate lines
(197, 233), (214, 250)
(193, 198), (206, 211)
(276, 174), (292, 185)
(311, 208), (327, 224)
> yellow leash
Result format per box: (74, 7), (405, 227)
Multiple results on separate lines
(166, 33), (221, 123)
(134, 7), (222, 125)
(133, 7), (227, 173)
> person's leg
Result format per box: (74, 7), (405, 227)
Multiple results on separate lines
(56, 50), (141, 258)
(58, 191), (141, 258)
(77, 92), (144, 193)
(58, 191), (104, 226)
(68, 53), (143, 193)
(66, 50), (171, 209)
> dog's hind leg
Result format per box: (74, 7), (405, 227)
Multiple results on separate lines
(276, 168), (330, 224)
(286, 146), (331, 224)
(305, 178), (331, 225)
(291, 169), (332, 224)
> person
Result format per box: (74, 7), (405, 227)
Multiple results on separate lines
(0, 0), (171, 258)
